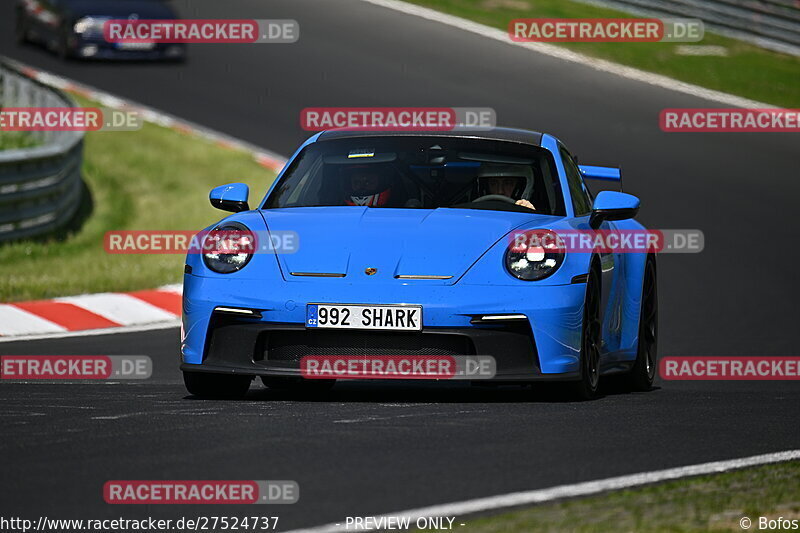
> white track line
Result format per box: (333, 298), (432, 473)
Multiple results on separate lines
(284, 449), (800, 533)
(359, 0), (775, 109)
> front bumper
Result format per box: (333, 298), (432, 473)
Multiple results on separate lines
(180, 318), (578, 381)
(181, 274), (588, 379)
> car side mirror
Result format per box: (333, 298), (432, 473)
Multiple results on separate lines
(210, 183), (250, 213)
(589, 191), (639, 229)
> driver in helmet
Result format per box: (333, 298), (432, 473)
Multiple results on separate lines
(343, 165), (392, 207)
(483, 175), (536, 210)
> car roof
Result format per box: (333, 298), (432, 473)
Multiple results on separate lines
(316, 127), (544, 147)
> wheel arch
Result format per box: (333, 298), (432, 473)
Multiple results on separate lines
(620, 250), (656, 351)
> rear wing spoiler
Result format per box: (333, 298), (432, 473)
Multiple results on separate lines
(578, 165), (623, 191)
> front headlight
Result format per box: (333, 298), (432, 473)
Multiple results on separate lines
(505, 229), (564, 281)
(73, 16), (105, 34)
(201, 223), (255, 274)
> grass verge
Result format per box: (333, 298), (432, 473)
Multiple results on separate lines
(458, 461), (800, 532)
(0, 96), (276, 302)
(0, 131), (40, 150)
(404, 0), (800, 108)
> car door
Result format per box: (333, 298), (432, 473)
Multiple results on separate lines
(559, 145), (624, 355)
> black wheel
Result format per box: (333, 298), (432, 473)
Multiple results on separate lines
(15, 11), (30, 45)
(626, 258), (658, 391)
(571, 264), (602, 400)
(183, 371), (251, 399)
(262, 377), (335, 393)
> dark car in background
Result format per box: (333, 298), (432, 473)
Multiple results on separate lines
(15, 0), (186, 60)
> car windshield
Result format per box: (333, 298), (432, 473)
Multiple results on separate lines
(264, 136), (566, 215)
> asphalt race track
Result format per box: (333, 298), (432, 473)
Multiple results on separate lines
(1, 0), (798, 529)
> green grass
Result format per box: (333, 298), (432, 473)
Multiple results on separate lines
(0, 131), (40, 150)
(405, 0), (800, 107)
(0, 97), (276, 302)
(457, 461), (800, 532)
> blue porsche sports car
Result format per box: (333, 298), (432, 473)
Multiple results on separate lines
(181, 128), (658, 400)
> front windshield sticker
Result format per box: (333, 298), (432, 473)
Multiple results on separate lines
(348, 148), (375, 158)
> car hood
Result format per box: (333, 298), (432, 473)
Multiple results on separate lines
(63, 0), (176, 19)
(260, 207), (557, 285)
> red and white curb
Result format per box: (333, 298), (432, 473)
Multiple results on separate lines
(1, 56), (289, 173)
(0, 285), (182, 338)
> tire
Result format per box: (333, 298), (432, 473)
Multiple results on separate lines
(571, 264), (602, 400)
(183, 371), (251, 399)
(262, 377), (335, 393)
(625, 258), (658, 391)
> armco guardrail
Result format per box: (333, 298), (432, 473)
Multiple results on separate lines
(0, 60), (84, 242)
(580, 0), (800, 56)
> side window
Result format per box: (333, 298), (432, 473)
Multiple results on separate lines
(560, 147), (592, 216)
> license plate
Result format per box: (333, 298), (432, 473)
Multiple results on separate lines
(116, 42), (155, 50)
(306, 304), (422, 331)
